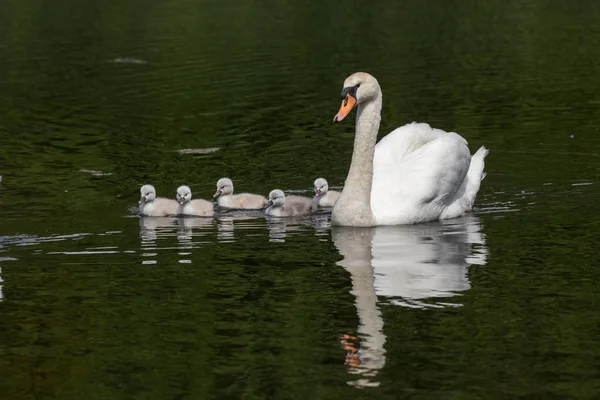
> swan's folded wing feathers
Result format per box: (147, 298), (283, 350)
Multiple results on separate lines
(375, 122), (447, 161)
(372, 126), (471, 223)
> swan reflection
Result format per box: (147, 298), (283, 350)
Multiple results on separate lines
(332, 215), (487, 387)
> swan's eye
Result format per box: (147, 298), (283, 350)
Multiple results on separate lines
(341, 84), (360, 100)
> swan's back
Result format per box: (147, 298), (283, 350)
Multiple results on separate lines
(371, 122), (481, 224)
(140, 198), (179, 217)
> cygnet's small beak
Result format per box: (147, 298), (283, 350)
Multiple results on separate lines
(213, 189), (221, 198)
(315, 189), (321, 196)
(266, 200), (273, 208)
(333, 93), (357, 123)
(139, 196), (146, 205)
(177, 196), (185, 205)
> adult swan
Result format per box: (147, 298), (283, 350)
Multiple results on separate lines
(331, 72), (489, 227)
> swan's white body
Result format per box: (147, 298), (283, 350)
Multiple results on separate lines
(370, 122), (488, 225)
(332, 73), (488, 227)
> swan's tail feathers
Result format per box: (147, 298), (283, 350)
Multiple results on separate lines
(476, 147), (489, 182)
(465, 145), (489, 206)
(440, 146), (488, 220)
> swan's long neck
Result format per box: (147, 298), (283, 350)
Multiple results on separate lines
(332, 93), (382, 227)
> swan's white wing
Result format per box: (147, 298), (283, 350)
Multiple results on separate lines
(371, 122), (471, 224)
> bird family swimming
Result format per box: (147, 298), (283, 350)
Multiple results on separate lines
(136, 72), (488, 225)
(138, 180), (329, 219)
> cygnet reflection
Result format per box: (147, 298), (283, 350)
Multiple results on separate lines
(332, 214), (487, 387)
(216, 212), (263, 242)
(139, 217), (177, 242)
(139, 217), (178, 265)
(176, 217), (215, 242)
(266, 214), (331, 242)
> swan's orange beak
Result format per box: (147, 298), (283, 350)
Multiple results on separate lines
(333, 94), (357, 122)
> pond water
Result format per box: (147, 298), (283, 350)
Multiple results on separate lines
(1, 0), (600, 398)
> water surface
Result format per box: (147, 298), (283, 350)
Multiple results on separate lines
(1, 0), (600, 398)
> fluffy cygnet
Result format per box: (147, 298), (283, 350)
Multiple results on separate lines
(139, 184), (179, 217)
(213, 177), (268, 209)
(176, 185), (214, 217)
(266, 189), (317, 217)
(313, 178), (341, 208)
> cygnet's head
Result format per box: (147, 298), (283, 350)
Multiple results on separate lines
(214, 177), (234, 198)
(139, 184), (156, 204)
(176, 185), (193, 205)
(333, 72), (380, 123)
(267, 189), (285, 208)
(313, 178), (329, 196)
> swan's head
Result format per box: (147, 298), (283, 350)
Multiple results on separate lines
(176, 185), (193, 205)
(267, 189), (285, 208)
(334, 72), (380, 122)
(313, 178), (329, 196)
(214, 177), (234, 198)
(139, 184), (156, 204)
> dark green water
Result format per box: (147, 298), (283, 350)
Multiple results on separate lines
(1, 0), (600, 398)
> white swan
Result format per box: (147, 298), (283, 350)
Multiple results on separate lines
(265, 189), (317, 217)
(332, 72), (489, 227)
(176, 185), (214, 217)
(139, 184), (179, 217)
(313, 178), (341, 208)
(213, 177), (268, 209)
